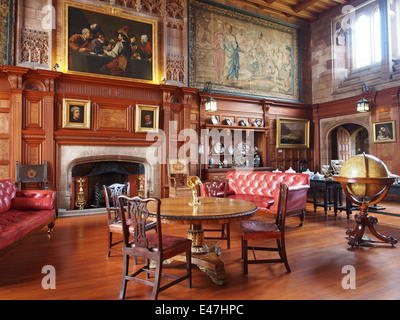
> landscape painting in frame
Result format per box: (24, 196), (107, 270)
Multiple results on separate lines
(188, 0), (300, 101)
(276, 118), (310, 148)
(65, 2), (157, 82)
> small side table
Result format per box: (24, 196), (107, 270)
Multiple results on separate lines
(310, 178), (358, 218)
(310, 178), (342, 215)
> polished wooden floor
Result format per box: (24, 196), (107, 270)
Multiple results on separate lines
(1, 199), (400, 300)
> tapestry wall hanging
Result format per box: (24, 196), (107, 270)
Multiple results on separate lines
(188, 0), (300, 101)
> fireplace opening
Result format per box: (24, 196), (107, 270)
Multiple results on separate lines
(71, 161), (145, 209)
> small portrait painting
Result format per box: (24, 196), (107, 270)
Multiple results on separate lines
(69, 105), (84, 123)
(62, 99), (91, 129)
(141, 111), (154, 128)
(135, 104), (159, 132)
(373, 120), (396, 143)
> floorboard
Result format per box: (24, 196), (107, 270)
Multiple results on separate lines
(1, 200), (400, 300)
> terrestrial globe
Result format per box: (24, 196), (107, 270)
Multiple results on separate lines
(339, 153), (389, 198)
(334, 153), (396, 247)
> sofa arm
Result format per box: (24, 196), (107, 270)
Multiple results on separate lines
(11, 190), (55, 210)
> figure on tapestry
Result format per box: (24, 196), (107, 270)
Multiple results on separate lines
(189, 1), (299, 101)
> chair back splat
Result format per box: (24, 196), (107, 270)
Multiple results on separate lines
(15, 161), (49, 190)
(103, 183), (131, 257)
(118, 196), (192, 300)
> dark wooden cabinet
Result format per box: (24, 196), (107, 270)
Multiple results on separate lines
(202, 167), (273, 180)
(201, 123), (271, 180)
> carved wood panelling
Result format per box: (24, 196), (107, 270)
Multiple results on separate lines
(0, 140), (8, 161)
(23, 141), (42, 165)
(23, 96), (43, 129)
(97, 105), (130, 131)
(55, 78), (163, 102)
(0, 112), (9, 134)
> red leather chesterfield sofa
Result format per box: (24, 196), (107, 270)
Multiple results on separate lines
(0, 179), (56, 256)
(225, 171), (310, 225)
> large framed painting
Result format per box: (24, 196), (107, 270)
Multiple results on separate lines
(65, 1), (157, 83)
(276, 118), (310, 148)
(188, 0), (300, 101)
(373, 120), (396, 143)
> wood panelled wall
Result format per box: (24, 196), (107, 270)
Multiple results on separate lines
(1, 65), (315, 198)
(313, 86), (400, 173)
(2, 66), (400, 196)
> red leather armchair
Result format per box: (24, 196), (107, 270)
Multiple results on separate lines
(0, 179), (56, 256)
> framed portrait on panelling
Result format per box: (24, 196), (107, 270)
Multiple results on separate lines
(373, 120), (396, 143)
(62, 98), (91, 129)
(135, 104), (159, 132)
(65, 1), (157, 83)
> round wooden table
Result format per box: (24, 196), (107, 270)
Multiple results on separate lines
(147, 197), (257, 284)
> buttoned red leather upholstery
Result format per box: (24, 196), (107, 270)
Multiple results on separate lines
(225, 171), (310, 214)
(0, 179), (16, 214)
(0, 179), (56, 254)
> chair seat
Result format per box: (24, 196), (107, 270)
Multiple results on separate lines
(241, 220), (281, 240)
(129, 233), (192, 259)
(110, 220), (157, 233)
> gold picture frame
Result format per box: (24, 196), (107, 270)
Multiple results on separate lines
(276, 118), (310, 148)
(62, 98), (91, 129)
(373, 120), (396, 143)
(135, 104), (159, 132)
(65, 1), (158, 83)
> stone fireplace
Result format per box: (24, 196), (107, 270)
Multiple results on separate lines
(57, 145), (160, 211)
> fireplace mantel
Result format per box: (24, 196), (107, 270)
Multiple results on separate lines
(57, 145), (159, 210)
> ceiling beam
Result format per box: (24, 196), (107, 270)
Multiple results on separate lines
(293, 0), (321, 13)
(238, 0), (318, 20)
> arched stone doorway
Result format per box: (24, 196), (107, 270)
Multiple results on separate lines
(319, 113), (371, 169)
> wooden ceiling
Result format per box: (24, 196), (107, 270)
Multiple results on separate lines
(230, 0), (348, 22)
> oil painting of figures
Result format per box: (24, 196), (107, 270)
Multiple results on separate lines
(188, 0), (300, 101)
(66, 4), (156, 82)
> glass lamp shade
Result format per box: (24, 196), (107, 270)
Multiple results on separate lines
(204, 97), (217, 112)
(356, 97), (370, 112)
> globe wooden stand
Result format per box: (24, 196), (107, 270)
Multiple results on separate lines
(334, 176), (397, 247)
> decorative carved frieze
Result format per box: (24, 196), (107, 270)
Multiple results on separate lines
(98, 0), (185, 18)
(166, 0), (185, 19)
(20, 28), (49, 67)
(166, 53), (184, 83)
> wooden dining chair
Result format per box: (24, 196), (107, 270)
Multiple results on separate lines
(118, 196), (192, 300)
(240, 183), (309, 274)
(200, 179), (231, 249)
(103, 182), (156, 257)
